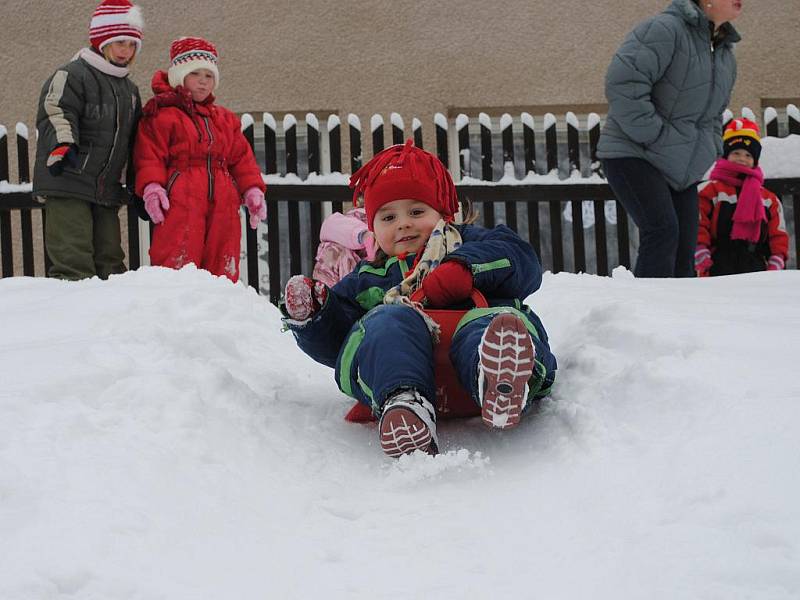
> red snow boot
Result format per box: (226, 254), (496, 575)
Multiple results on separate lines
(478, 313), (535, 429)
(379, 389), (439, 457)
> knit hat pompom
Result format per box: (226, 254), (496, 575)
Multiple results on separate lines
(723, 118), (762, 165)
(350, 139), (459, 231)
(89, 0), (143, 52)
(168, 37), (220, 90)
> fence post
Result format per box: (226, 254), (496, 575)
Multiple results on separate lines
(500, 113), (516, 232)
(371, 114), (384, 155)
(456, 114), (469, 180)
(479, 113), (494, 228)
(284, 114), (302, 277)
(434, 113), (448, 168)
(566, 113), (586, 273)
(764, 107), (779, 137)
(241, 114), (259, 291)
(0, 126), (13, 277)
(390, 112), (404, 145)
(521, 112), (541, 259)
(264, 113), (280, 304)
(15, 124), (34, 276)
(307, 113), (322, 260)
(590, 111), (608, 276)
(412, 118), (423, 149)
(328, 114), (343, 213)
(348, 113), (362, 175)
(544, 113), (563, 272)
(788, 104), (800, 135)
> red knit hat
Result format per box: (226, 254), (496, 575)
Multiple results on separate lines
(723, 118), (762, 164)
(168, 37), (220, 90)
(89, 0), (143, 52)
(350, 139), (459, 231)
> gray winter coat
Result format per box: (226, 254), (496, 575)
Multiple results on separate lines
(33, 49), (141, 207)
(596, 0), (739, 191)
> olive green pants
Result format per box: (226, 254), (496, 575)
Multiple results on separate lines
(44, 196), (126, 280)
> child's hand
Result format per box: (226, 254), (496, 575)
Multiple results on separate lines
(421, 261), (473, 308)
(143, 182), (170, 224)
(243, 187), (267, 229)
(46, 144), (79, 176)
(284, 275), (328, 321)
(768, 255), (785, 271)
(694, 246), (712, 276)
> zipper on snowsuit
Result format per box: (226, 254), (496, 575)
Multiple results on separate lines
(202, 116), (215, 202)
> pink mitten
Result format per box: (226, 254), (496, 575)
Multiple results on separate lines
(694, 246), (712, 277)
(243, 187), (267, 229)
(284, 275), (328, 321)
(143, 182), (170, 224)
(767, 255), (785, 271)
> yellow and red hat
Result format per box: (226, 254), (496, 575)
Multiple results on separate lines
(723, 118), (762, 164)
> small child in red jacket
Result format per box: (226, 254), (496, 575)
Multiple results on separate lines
(695, 118), (789, 276)
(134, 37), (266, 282)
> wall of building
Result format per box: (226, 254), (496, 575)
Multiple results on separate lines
(2, 0), (798, 142)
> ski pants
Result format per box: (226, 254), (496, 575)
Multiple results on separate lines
(335, 303), (557, 416)
(44, 195), (126, 280)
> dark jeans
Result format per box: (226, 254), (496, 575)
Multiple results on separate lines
(603, 158), (698, 278)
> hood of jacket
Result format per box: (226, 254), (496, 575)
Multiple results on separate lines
(665, 0), (741, 46)
(143, 70), (216, 117)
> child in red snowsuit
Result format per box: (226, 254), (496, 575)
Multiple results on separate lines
(695, 118), (789, 276)
(134, 37), (266, 282)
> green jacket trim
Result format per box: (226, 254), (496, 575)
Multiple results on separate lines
(471, 258), (511, 275)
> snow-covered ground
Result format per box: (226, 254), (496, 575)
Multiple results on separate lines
(1, 266), (799, 599)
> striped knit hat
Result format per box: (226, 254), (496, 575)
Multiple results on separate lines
(89, 0), (143, 52)
(168, 37), (220, 90)
(723, 118), (762, 165)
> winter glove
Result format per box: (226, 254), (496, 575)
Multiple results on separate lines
(143, 182), (170, 224)
(46, 144), (79, 176)
(284, 275), (328, 321)
(243, 187), (267, 229)
(694, 246), (713, 277)
(767, 255), (785, 271)
(421, 261), (473, 308)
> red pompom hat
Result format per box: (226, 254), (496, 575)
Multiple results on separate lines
(723, 118), (762, 165)
(168, 37), (220, 90)
(89, 0), (143, 52)
(350, 139), (459, 231)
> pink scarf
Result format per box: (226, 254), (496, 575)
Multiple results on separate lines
(709, 159), (766, 243)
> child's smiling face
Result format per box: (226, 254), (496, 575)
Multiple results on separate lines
(727, 148), (754, 168)
(373, 199), (442, 257)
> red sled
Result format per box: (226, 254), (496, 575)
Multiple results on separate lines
(345, 289), (487, 423)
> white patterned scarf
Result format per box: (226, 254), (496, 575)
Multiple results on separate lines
(383, 219), (463, 341)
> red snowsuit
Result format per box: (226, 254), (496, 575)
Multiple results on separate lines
(134, 71), (265, 281)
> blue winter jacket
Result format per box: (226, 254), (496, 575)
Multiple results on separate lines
(284, 223), (550, 368)
(596, 0), (739, 191)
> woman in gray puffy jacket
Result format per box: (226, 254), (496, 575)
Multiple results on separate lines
(597, 0), (742, 277)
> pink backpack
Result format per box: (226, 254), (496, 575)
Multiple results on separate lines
(312, 208), (377, 287)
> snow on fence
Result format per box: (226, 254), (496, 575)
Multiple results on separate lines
(2, 106), (800, 301)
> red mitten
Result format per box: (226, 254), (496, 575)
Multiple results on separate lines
(694, 246), (712, 277)
(284, 275), (328, 321)
(421, 261), (473, 308)
(767, 255), (785, 271)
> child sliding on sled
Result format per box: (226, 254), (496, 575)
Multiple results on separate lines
(282, 140), (557, 457)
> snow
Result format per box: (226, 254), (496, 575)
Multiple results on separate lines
(478, 112), (491, 130)
(566, 111), (579, 128)
(305, 113), (319, 131)
(412, 117), (421, 131)
(543, 112), (556, 129)
(587, 112), (601, 130)
(263, 172), (350, 185)
(282, 114), (296, 130)
(500, 113), (513, 131)
(742, 106), (757, 122)
(455, 113), (469, 131)
(370, 114), (383, 132)
(760, 135), (800, 178)
(0, 124), (6, 139)
(239, 113), (254, 131)
(521, 111), (534, 129)
(347, 113), (361, 131)
(262, 112), (276, 132)
(434, 112), (448, 130)
(15, 122), (28, 139)
(789, 104), (800, 122)
(2, 265), (799, 599)
(0, 180), (33, 193)
(764, 107), (778, 127)
(327, 114), (340, 130)
(390, 112), (404, 130)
